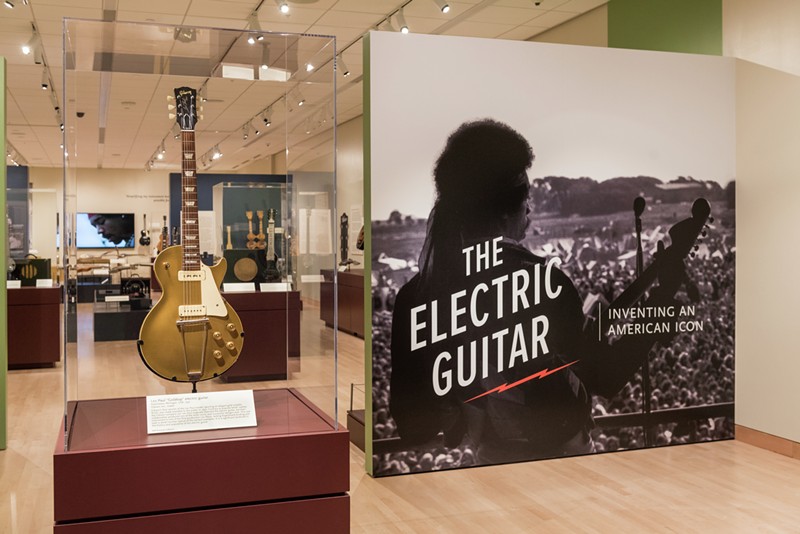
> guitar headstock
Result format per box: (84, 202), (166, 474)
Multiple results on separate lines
(267, 208), (277, 223)
(654, 198), (713, 300)
(169, 87), (198, 131)
(666, 198), (713, 259)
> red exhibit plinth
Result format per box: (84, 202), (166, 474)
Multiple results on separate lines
(53, 389), (349, 532)
(8, 285), (61, 368)
(220, 291), (301, 382)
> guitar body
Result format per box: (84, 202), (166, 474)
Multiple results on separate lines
(138, 245), (243, 382)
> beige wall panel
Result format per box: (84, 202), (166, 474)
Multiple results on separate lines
(735, 59), (800, 443)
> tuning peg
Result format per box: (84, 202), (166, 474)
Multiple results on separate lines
(708, 216), (715, 223)
(199, 106), (204, 113)
(169, 113), (176, 120)
(694, 245), (699, 251)
(701, 230), (707, 237)
(167, 95), (174, 101)
(168, 104), (175, 111)
(199, 114), (204, 121)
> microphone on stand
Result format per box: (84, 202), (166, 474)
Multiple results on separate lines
(633, 196), (646, 278)
(632, 195), (653, 447)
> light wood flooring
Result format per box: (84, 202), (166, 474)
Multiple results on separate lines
(2, 303), (800, 533)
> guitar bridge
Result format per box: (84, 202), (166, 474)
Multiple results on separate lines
(176, 317), (211, 383)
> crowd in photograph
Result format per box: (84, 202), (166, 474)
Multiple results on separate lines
(370, 211), (735, 475)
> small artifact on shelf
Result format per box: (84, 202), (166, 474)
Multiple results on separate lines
(256, 210), (266, 250)
(263, 208), (281, 282)
(245, 210), (257, 250)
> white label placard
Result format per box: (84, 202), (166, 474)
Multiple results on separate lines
(146, 390), (257, 435)
(300, 274), (325, 283)
(7, 280), (22, 289)
(36, 278), (54, 287)
(105, 295), (130, 302)
(260, 282), (292, 292)
(222, 282), (256, 293)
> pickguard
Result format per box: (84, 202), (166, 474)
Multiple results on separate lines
(199, 262), (227, 317)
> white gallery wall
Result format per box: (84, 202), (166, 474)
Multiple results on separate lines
(723, 0), (800, 443)
(734, 60), (800, 443)
(369, 31), (735, 221)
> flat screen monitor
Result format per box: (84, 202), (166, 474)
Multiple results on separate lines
(76, 213), (136, 249)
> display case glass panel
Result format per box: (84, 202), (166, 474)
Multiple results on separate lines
(62, 19), (337, 452)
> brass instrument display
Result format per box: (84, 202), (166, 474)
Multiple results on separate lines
(138, 87), (244, 391)
(255, 210), (266, 250)
(245, 210), (257, 250)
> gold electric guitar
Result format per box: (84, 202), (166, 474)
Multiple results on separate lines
(138, 87), (244, 390)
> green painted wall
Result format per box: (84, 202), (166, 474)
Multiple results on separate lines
(1, 56), (7, 450)
(608, 0), (722, 55)
(362, 33), (373, 476)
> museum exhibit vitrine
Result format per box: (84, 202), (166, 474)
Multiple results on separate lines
(56, 19), (347, 531)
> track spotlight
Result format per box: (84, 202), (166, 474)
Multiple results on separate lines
(260, 43), (270, 69)
(251, 120), (261, 136)
(397, 9), (409, 34)
(211, 145), (222, 160)
(173, 27), (197, 43)
(263, 109), (272, 127)
(296, 90), (305, 107)
(276, 0), (289, 14)
(338, 56), (350, 77)
(41, 68), (49, 90)
(4, 1), (15, 9)
(247, 13), (264, 44)
(433, 0), (450, 13)
(242, 124), (250, 140)
(22, 33), (37, 55)
(306, 63), (314, 72)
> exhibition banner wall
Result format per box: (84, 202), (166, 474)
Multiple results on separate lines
(366, 32), (736, 476)
(1, 56), (7, 450)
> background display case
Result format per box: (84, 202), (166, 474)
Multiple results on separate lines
(57, 20), (346, 532)
(212, 181), (289, 285)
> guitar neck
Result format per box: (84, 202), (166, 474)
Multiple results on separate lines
(181, 130), (200, 271)
(267, 221), (276, 258)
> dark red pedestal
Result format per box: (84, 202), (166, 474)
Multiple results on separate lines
(8, 285), (61, 368)
(221, 291), (301, 381)
(321, 270), (364, 338)
(53, 389), (349, 532)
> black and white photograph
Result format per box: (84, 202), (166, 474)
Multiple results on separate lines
(367, 33), (736, 476)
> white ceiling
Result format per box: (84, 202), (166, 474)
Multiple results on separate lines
(2, 0), (608, 171)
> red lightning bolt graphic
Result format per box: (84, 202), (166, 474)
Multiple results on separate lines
(464, 360), (579, 403)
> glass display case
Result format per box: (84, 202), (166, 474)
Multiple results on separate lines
(58, 18), (345, 529)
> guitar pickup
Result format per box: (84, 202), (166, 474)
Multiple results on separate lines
(178, 270), (206, 281)
(179, 305), (207, 317)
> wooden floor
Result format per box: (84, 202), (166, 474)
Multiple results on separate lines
(2, 304), (800, 533)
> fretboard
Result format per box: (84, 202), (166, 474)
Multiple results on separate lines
(181, 131), (200, 270)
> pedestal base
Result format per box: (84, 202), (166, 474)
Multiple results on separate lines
(54, 389), (349, 532)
